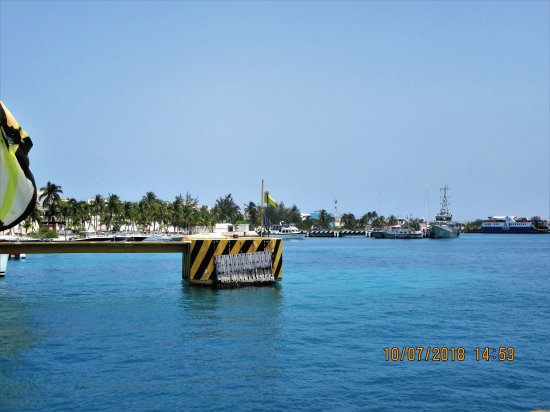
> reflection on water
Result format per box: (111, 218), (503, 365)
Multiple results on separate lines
(181, 281), (283, 311)
(180, 281), (284, 338)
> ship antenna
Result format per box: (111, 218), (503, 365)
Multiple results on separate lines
(440, 185), (451, 217)
(425, 183), (429, 224)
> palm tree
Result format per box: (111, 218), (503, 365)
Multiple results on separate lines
(360, 211), (377, 228)
(75, 201), (91, 232)
(91, 194), (104, 231)
(177, 192), (200, 232)
(22, 218), (33, 234)
(372, 215), (387, 228)
(58, 200), (70, 235)
(21, 202), (43, 234)
(153, 200), (170, 232)
(388, 215), (398, 226)
(287, 205), (302, 225)
(244, 201), (259, 226)
(138, 199), (150, 231)
(122, 201), (137, 232)
(144, 191), (157, 205)
(105, 194), (122, 231)
(341, 213), (358, 230)
(39, 182), (63, 226)
(318, 209), (333, 230)
(139, 192), (158, 232)
(171, 195), (183, 232)
(67, 198), (80, 228)
(29, 202), (43, 230)
(59, 198), (76, 238)
(212, 194), (242, 223)
(198, 205), (214, 228)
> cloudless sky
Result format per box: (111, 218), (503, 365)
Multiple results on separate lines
(1, 0), (548, 221)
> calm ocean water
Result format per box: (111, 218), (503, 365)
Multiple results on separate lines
(1, 234), (549, 411)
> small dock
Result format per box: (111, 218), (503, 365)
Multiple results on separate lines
(0, 237), (282, 287)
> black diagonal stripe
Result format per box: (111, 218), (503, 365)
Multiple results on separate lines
(191, 240), (204, 264)
(241, 239), (254, 254)
(227, 239), (236, 254)
(271, 239), (281, 262)
(274, 257), (282, 279)
(193, 241), (216, 280)
(222, 240), (233, 255)
(256, 240), (267, 252)
(218, 240), (228, 255)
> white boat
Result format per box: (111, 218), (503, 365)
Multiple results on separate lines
(268, 224), (306, 239)
(383, 225), (423, 239)
(429, 186), (460, 238)
(72, 231), (151, 242)
(0, 234), (34, 242)
(143, 234), (174, 242)
(480, 216), (548, 234)
(73, 234), (116, 242)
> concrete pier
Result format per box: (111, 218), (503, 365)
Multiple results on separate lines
(0, 241), (190, 278)
(183, 237), (282, 286)
(0, 238), (283, 288)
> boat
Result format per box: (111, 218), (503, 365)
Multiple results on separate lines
(114, 233), (149, 242)
(72, 231), (150, 242)
(268, 223), (306, 239)
(429, 186), (460, 238)
(382, 225), (423, 239)
(73, 234), (116, 242)
(370, 229), (386, 239)
(480, 216), (549, 234)
(143, 234), (173, 242)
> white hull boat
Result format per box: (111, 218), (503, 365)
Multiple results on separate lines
(268, 224), (306, 239)
(383, 225), (423, 239)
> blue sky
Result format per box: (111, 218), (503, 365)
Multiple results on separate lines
(1, 1), (548, 221)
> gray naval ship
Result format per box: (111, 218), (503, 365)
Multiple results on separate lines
(429, 186), (460, 238)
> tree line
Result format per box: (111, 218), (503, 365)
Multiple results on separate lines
(13, 181), (433, 236)
(26, 181), (307, 234)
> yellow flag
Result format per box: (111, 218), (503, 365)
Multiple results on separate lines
(265, 191), (277, 207)
(0, 101), (37, 231)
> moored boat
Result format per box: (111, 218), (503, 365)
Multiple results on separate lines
(370, 230), (386, 239)
(480, 216), (549, 234)
(268, 224), (306, 239)
(429, 185), (460, 238)
(73, 234), (116, 241)
(382, 225), (423, 239)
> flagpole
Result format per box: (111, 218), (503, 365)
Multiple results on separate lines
(259, 179), (264, 237)
(266, 192), (270, 238)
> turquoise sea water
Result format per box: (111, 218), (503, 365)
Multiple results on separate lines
(1, 234), (549, 411)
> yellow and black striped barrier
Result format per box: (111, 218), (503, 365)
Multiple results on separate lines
(183, 237), (282, 286)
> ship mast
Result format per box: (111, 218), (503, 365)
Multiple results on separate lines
(438, 185), (451, 220)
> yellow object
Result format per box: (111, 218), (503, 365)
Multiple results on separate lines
(0, 101), (37, 231)
(265, 191), (277, 207)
